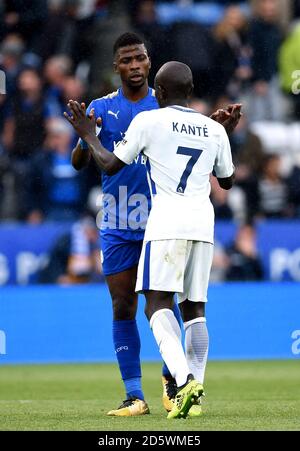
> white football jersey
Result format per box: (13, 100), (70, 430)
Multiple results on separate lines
(113, 105), (234, 243)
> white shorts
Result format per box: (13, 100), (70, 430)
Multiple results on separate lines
(136, 240), (214, 303)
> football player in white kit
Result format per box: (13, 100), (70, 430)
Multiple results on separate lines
(65, 61), (235, 419)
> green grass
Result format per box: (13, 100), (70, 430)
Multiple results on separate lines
(0, 361), (299, 431)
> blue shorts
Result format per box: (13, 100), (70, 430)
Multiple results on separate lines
(100, 231), (144, 276)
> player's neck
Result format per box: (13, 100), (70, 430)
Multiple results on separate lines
(122, 82), (149, 102)
(165, 98), (189, 108)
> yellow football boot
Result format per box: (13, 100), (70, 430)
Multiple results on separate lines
(162, 376), (177, 412)
(107, 397), (150, 416)
(167, 375), (203, 419)
(188, 401), (202, 417)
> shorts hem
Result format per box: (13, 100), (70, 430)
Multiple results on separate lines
(178, 297), (208, 304)
(136, 285), (183, 293)
(104, 262), (139, 276)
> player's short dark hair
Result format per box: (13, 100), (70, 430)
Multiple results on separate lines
(113, 32), (145, 56)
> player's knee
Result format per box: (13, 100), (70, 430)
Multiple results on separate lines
(144, 291), (173, 321)
(144, 303), (155, 321)
(180, 300), (205, 322)
(112, 295), (137, 320)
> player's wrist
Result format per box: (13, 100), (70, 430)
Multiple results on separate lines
(79, 138), (89, 151)
(82, 131), (97, 146)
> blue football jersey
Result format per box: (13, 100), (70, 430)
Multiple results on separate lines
(81, 87), (158, 239)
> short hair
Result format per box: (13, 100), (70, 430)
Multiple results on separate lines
(113, 32), (145, 56)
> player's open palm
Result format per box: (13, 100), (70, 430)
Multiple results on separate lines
(64, 100), (101, 140)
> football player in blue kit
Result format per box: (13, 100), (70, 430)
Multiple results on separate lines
(70, 32), (241, 416)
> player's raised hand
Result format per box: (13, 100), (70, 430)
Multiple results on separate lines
(64, 100), (97, 140)
(210, 103), (242, 134)
(80, 102), (102, 127)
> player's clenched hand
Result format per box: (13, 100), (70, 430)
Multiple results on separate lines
(210, 103), (242, 134)
(64, 100), (101, 140)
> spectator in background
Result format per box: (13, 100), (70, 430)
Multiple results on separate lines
(0, 34), (25, 133)
(210, 240), (230, 283)
(1, 67), (52, 220)
(43, 55), (73, 116)
(2, 0), (48, 52)
(230, 113), (265, 221)
(131, 0), (168, 85)
(294, 0), (300, 17)
(287, 158), (300, 218)
(2, 67), (50, 160)
(279, 21), (300, 119)
(210, 171), (246, 223)
(169, 21), (216, 98)
(38, 216), (103, 284)
(210, 175), (234, 219)
(230, 113), (265, 172)
(258, 154), (289, 218)
(212, 5), (251, 100)
(189, 97), (212, 116)
(225, 223), (264, 281)
(26, 118), (88, 223)
(0, 33), (25, 95)
(246, 0), (285, 121)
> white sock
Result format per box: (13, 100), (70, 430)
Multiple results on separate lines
(150, 308), (190, 387)
(184, 317), (209, 385)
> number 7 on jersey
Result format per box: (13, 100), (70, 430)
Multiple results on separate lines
(176, 146), (203, 193)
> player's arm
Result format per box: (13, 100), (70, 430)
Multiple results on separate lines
(65, 100), (125, 175)
(71, 139), (91, 170)
(70, 102), (98, 170)
(214, 127), (235, 190)
(210, 104), (242, 134)
(217, 173), (235, 190)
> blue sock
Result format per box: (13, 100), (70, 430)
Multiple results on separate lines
(113, 319), (144, 400)
(162, 301), (182, 377)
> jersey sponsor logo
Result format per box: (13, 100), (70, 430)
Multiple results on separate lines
(108, 110), (120, 119)
(113, 139), (146, 166)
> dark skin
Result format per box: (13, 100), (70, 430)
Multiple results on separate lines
(70, 44), (152, 321)
(71, 44), (151, 171)
(71, 45), (241, 172)
(65, 61), (238, 325)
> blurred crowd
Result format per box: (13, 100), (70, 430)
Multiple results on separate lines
(1, 0), (300, 283)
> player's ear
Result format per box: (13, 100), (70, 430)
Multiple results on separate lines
(148, 56), (152, 70)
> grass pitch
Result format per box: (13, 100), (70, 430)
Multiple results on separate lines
(0, 360), (299, 431)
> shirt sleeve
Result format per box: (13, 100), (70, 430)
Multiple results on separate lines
(79, 100), (103, 150)
(113, 112), (147, 165)
(213, 126), (234, 178)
